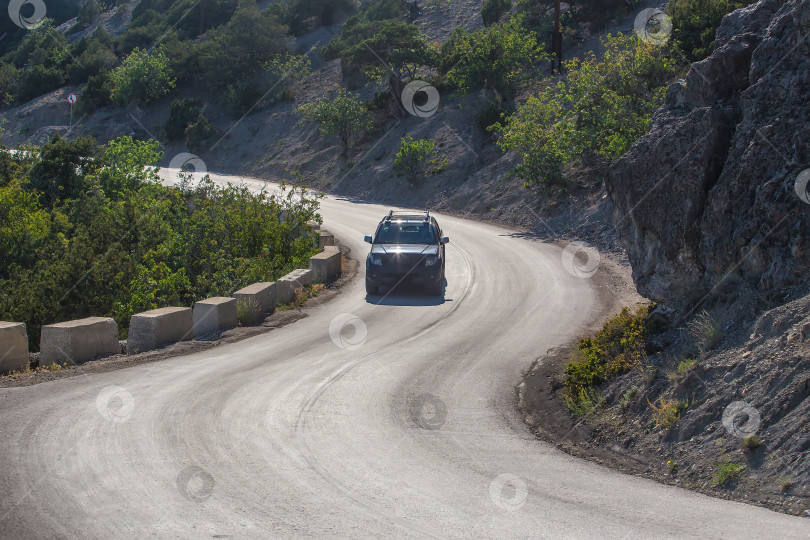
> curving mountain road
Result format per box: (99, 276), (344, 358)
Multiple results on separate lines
(0, 171), (806, 538)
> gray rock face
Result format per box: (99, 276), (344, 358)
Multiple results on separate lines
(606, 0), (810, 312)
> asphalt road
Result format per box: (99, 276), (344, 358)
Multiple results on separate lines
(0, 171), (806, 538)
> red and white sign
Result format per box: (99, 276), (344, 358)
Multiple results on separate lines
(67, 93), (77, 105)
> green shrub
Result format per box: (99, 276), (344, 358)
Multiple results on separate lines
(742, 434), (762, 449)
(276, 0), (357, 36)
(564, 305), (652, 404)
(184, 116), (217, 152)
(77, 0), (101, 30)
(476, 102), (512, 131)
(688, 310), (724, 355)
(296, 89), (372, 157)
(439, 16), (546, 98)
(713, 460), (745, 486)
(667, 0), (756, 62)
(321, 0), (404, 59)
(393, 137), (445, 185)
(564, 387), (605, 417)
(67, 31), (117, 85)
(110, 48), (176, 105)
(165, 98), (202, 141)
(495, 33), (677, 185)
(236, 297), (262, 326)
(324, 19), (433, 86)
(196, 2), (288, 90)
(0, 136), (322, 349)
(481, 0), (512, 26)
(79, 70), (114, 113)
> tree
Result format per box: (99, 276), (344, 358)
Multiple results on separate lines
(439, 16), (546, 98)
(78, 0), (101, 29)
(196, 0), (288, 89)
(481, 0), (511, 26)
(393, 137), (445, 185)
(165, 98), (203, 141)
(296, 89), (372, 157)
(110, 48), (176, 104)
(667, 0), (756, 62)
(495, 34), (677, 185)
(324, 19), (434, 113)
(26, 134), (98, 205)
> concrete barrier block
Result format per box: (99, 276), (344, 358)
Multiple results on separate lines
(127, 307), (193, 354)
(40, 317), (120, 365)
(309, 249), (342, 283)
(0, 322), (29, 373)
(233, 282), (276, 324)
(318, 231), (335, 250)
(193, 297), (237, 337)
(307, 220), (320, 230)
(276, 269), (315, 304)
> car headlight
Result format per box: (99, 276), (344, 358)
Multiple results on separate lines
(369, 255), (382, 266)
(425, 256), (440, 267)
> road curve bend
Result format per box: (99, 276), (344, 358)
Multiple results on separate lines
(0, 171), (806, 538)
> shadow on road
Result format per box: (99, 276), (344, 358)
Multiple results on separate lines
(365, 281), (449, 306)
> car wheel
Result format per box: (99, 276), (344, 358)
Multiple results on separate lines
(366, 279), (378, 295)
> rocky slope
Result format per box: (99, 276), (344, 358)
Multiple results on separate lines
(606, 0), (810, 316)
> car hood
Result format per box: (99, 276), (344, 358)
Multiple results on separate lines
(371, 244), (438, 256)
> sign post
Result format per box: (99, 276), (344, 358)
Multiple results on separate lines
(67, 93), (77, 132)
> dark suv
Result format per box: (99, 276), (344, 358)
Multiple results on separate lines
(364, 211), (449, 296)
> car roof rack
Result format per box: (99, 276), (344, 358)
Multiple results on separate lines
(384, 210), (431, 222)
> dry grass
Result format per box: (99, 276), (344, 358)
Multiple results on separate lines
(648, 396), (688, 428)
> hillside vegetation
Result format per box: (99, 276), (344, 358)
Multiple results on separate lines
(1, 0), (752, 185)
(0, 135), (320, 348)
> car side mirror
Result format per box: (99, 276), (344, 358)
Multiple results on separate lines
(440, 236), (449, 244)
(364, 235), (373, 244)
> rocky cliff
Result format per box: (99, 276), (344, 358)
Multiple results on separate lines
(606, 0), (810, 314)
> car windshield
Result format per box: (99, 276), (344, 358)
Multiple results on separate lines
(375, 222), (437, 244)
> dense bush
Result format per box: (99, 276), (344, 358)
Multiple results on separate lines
(271, 0), (357, 36)
(328, 20), (433, 82)
(394, 137), (445, 185)
(66, 30), (117, 85)
(165, 98), (203, 141)
(184, 115), (218, 152)
(296, 89), (373, 157)
(481, 0), (512, 26)
(0, 135), (321, 349)
(667, 0), (756, 62)
(439, 16), (546, 98)
(322, 0), (406, 59)
(79, 70), (114, 113)
(564, 305), (652, 404)
(110, 48), (176, 105)
(495, 33), (677, 184)
(196, 2), (288, 89)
